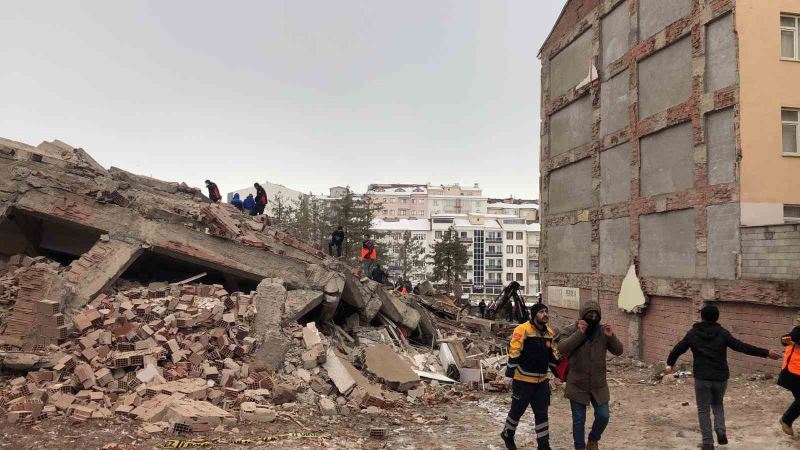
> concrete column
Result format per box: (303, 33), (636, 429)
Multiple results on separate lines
(627, 313), (643, 360)
(63, 238), (144, 316)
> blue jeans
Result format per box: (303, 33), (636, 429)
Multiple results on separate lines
(570, 397), (610, 449)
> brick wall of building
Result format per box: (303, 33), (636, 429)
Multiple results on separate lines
(741, 224), (800, 281)
(599, 290), (631, 355)
(642, 296), (697, 365)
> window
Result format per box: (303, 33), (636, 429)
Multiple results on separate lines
(786, 205), (800, 223)
(516, 232), (524, 240)
(435, 231), (443, 239)
(782, 15), (799, 60)
(506, 259), (514, 268)
(398, 209), (407, 215)
(382, 209), (388, 215)
(506, 245), (514, 253)
(516, 259), (523, 268)
(506, 231), (514, 240)
(516, 273), (523, 282)
(516, 245), (523, 254)
(388, 210), (396, 216)
(399, 198), (408, 204)
(506, 273), (513, 281)
(413, 233), (425, 241)
(783, 109), (799, 154)
(461, 232), (468, 238)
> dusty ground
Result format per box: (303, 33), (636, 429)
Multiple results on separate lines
(2, 363), (798, 449)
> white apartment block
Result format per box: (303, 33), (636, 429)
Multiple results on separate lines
(371, 218), (431, 280)
(487, 201), (539, 222)
(366, 183), (487, 220)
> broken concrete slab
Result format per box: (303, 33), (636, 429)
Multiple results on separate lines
(364, 344), (420, 392)
(282, 289), (324, 324)
(378, 290), (421, 330)
(322, 349), (357, 395)
(252, 279), (286, 335)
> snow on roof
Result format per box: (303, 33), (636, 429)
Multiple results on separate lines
(487, 202), (539, 209)
(526, 223), (541, 232)
(452, 218), (501, 229)
(371, 219), (430, 231)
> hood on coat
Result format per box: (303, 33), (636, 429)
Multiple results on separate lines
(232, 193), (240, 200)
(692, 321), (724, 341)
(579, 301), (602, 322)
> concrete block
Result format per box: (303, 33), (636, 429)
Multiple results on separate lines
(705, 14), (737, 92)
(600, 70), (630, 136)
(547, 222), (592, 273)
(599, 217), (631, 275)
(322, 349), (357, 395)
(707, 203), (740, 280)
(252, 279), (286, 336)
(549, 30), (593, 98)
(378, 290), (421, 330)
(601, 0), (630, 66)
(706, 108), (735, 185)
(548, 158), (593, 214)
(550, 95), (593, 156)
(640, 209), (697, 278)
(281, 289), (324, 324)
(638, 0), (693, 40)
(302, 322), (323, 349)
(639, 37), (692, 118)
(364, 344), (420, 392)
(640, 122), (694, 196)
(600, 142), (631, 205)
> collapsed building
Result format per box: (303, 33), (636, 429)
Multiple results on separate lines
(0, 138), (509, 431)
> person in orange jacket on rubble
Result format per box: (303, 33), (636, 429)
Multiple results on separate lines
(359, 233), (376, 278)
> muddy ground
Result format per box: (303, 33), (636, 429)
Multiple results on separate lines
(1, 362), (798, 449)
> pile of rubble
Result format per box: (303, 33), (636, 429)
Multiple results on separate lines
(0, 137), (515, 435)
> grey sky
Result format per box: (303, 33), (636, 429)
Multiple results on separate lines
(1, 1), (564, 199)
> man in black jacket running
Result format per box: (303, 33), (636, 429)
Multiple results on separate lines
(666, 304), (780, 450)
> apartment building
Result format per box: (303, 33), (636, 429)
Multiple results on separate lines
(371, 218), (431, 280)
(539, 0), (800, 374)
(487, 200), (540, 222)
(366, 184), (428, 220)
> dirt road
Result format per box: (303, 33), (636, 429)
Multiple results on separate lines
(1, 364), (798, 449)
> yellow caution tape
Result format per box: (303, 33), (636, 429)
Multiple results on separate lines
(160, 432), (327, 448)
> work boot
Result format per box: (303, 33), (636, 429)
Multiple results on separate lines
(715, 430), (728, 445)
(586, 440), (599, 450)
(500, 430), (517, 450)
(780, 420), (795, 436)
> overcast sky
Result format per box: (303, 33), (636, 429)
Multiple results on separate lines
(1, 1), (564, 199)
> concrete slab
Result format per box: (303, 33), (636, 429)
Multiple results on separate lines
(322, 349), (357, 395)
(282, 289), (324, 324)
(364, 344), (420, 392)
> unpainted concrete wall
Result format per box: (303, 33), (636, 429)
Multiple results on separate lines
(639, 209), (697, 278)
(600, 142), (631, 205)
(741, 224), (800, 280)
(549, 30), (593, 99)
(601, 0), (630, 66)
(550, 95), (593, 156)
(705, 13), (737, 93)
(548, 158), (593, 214)
(707, 202), (740, 280)
(600, 70), (630, 136)
(638, 0), (693, 40)
(599, 216), (631, 275)
(640, 122), (694, 197)
(706, 108), (736, 185)
(547, 222), (592, 273)
(638, 37), (692, 118)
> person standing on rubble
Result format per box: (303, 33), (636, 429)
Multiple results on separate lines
(501, 303), (559, 450)
(253, 183), (268, 215)
(329, 226), (345, 257)
(205, 180), (222, 204)
(665, 304), (780, 450)
(479, 299), (486, 318)
(243, 193), (256, 216)
(778, 315), (800, 437)
(360, 233), (377, 278)
(558, 301), (623, 450)
(230, 193), (243, 211)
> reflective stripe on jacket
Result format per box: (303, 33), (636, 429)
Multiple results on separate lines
(507, 321), (558, 384)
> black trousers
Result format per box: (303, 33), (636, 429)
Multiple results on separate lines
(504, 379), (550, 448)
(783, 390), (800, 425)
(328, 242), (342, 257)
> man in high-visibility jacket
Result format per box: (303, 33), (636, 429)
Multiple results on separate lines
(359, 234), (377, 278)
(778, 317), (800, 436)
(501, 303), (559, 450)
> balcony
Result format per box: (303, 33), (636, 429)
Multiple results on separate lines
(485, 251), (502, 257)
(486, 237), (503, 243)
(486, 265), (503, 272)
(460, 279), (474, 285)
(459, 236), (474, 243)
(486, 280), (503, 286)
